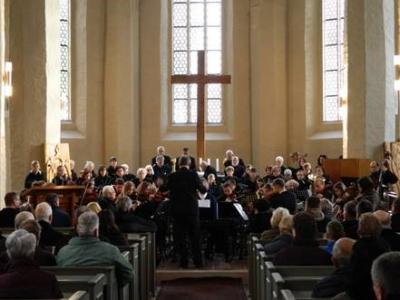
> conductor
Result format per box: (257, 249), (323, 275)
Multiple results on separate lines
(167, 156), (203, 268)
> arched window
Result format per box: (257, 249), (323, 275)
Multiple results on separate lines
(59, 0), (71, 121)
(171, 0), (223, 124)
(322, 0), (345, 122)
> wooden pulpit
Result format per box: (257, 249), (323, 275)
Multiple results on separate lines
(323, 159), (372, 184)
(27, 185), (86, 215)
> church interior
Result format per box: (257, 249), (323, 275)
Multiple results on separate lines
(0, 0), (400, 299)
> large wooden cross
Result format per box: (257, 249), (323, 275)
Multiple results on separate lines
(171, 50), (231, 159)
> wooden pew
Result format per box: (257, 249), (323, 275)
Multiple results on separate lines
(44, 266), (118, 300)
(0, 227), (75, 236)
(24, 291), (89, 300)
(56, 273), (106, 300)
(118, 243), (140, 300)
(125, 234), (148, 300)
(280, 289), (329, 300)
(271, 272), (325, 300)
(265, 261), (333, 300)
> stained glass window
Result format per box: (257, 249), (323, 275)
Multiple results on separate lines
(172, 0), (223, 124)
(322, 0), (345, 122)
(60, 0), (70, 121)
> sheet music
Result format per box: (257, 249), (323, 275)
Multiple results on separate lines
(198, 199), (211, 208)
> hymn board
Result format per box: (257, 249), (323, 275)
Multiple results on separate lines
(171, 50), (231, 159)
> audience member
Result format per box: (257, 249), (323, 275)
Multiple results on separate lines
(35, 202), (67, 251)
(274, 212), (332, 265)
(57, 211), (133, 286)
(249, 199), (272, 233)
(45, 193), (71, 227)
(312, 238), (355, 298)
(86, 201), (102, 214)
(341, 201), (359, 239)
(373, 210), (400, 251)
(97, 185), (117, 213)
(305, 196), (330, 234)
(357, 176), (380, 210)
(323, 220), (345, 254)
(260, 207), (290, 242)
(390, 198), (400, 232)
(0, 229), (62, 298)
(98, 209), (128, 246)
(371, 252), (400, 300)
(346, 213), (390, 300)
(14, 211), (34, 229)
(263, 215), (293, 255)
(356, 199), (373, 219)
(0, 192), (20, 227)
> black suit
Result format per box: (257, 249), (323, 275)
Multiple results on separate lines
(0, 208), (19, 227)
(270, 191), (297, 214)
(151, 155), (172, 167)
(167, 167), (203, 267)
(38, 221), (68, 253)
(177, 156), (197, 171)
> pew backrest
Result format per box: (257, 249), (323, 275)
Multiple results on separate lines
(56, 273), (106, 300)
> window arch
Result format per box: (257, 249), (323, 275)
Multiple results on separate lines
(171, 0), (223, 124)
(322, 0), (345, 122)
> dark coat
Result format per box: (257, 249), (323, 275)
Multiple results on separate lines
(274, 239), (332, 266)
(0, 247), (56, 271)
(391, 214), (400, 232)
(151, 155), (172, 167)
(97, 197), (117, 214)
(167, 167), (202, 216)
(38, 220), (68, 252)
(176, 156), (197, 171)
(95, 175), (112, 187)
(204, 165), (218, 180)
(0, 258), (63, 299)
(270, 191), (297, 214)
(346, 237), (390, 300)
(381, 228), (400, 251)
(264, 233), (293, 255)
(51, 206), (71, 227)
(24, 171), (44, 189)
(312, 266), (352, 298)
(100, 230), (128, 247)
(0, 208), (19, 227)
(342, 219), (359, 240)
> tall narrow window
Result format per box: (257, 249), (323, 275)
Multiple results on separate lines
(172, 0), (223, 124)
(59, 0), (71, 121)
(322, 0), (345, 122)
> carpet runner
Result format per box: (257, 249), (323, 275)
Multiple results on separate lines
(157, 277), (248, 300)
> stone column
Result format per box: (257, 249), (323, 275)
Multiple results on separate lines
(8, 0), (60, 190)
(250, 0), (288, 168)
(345, 0), (396, 159)
(103, 0), (140, 169)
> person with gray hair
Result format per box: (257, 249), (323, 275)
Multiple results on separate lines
(97, 185), (117, 213)
(312, 238), (355, 298)
(14, 211), (34, 229)
(0, 229), (62, 298)
(115, 196), (157, 233)
(151, 145), (172, 168)
(152, 154), (172, 178)
(35, 202), (67, 251)
(371, 252), (400, 300)
(57, 211), (133, 286)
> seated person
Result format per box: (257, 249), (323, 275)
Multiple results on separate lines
(295, 169), (311, 190)
(260, 207), (290, 242)
(14, 211), (34, 229)
(264, 166), (283, 183)
(0, 229), (62, 299)
(223, 149), (245, 168)
(223, 166), (240, 184)
(269, 178), (297, 214)
(207, 174), (222, 199)
(200, 161), (217, 180)
(275, 156), (287, 175)
(98, 209), (128, 246)
(323, 220), (345, 254)
(285, 179), (310, 203)
(152, 155), (172, 178)
(87, 201), (102, 214)
(198, 178), (218, 221)
(232, 156), (245, 178)
(51, 165), (70, 185)
(346, 213), (390, 300)
(373, 210), (400, 251)
(218, 181), (238, 203)
(274, 212), (332, 265)
(263, 215), (293, 255)
(0, 192), (20, 227)
(57, 212), (133, 286)
(35, 202), (67, 251)
(390, 198), (400, 232)
(97, 185), (117, 213)
(121, 163), (137, 183)
(0, 220), (57, 268)
(151, 145), (173, 168)
(24, 160), (45, 189)
(305, 196), (330, 234)
(114, 196), (157, 233)
(112, 166), (126, 184)
(69, 160), (78, 183)
(371, 252), (400, 300)
(341, 200), (359, 239)
(356, 199), (373, 219)
(249, 199), (272, 233)
(241, 167), (258, 193)
(313, 178), (333, 201)
(106, 156), (118, 178)
(356, 176), (380, 210)
(95, 166), (112, 188)
(312, 238), (355, 298)
(283, 169), (293, 182)
(45, 193), (71, 227)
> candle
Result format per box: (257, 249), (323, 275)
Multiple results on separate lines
(199, 157), (203, 165)
(216, 158), (220, 172)
(207, 158), (211, 165)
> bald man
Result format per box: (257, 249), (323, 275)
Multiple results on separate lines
(373, 210), (400, 251)
(312, 238), (355, 298)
